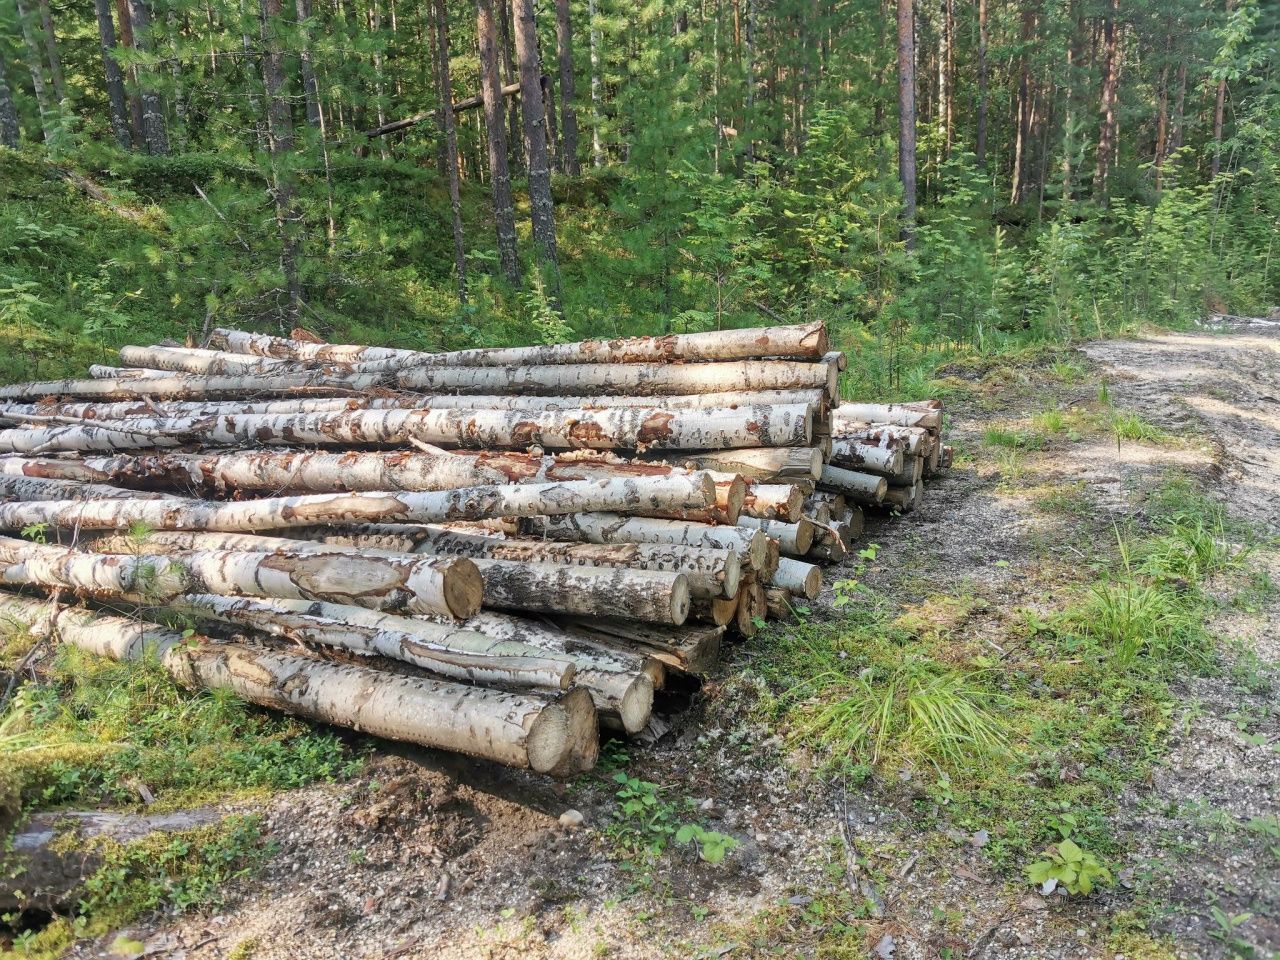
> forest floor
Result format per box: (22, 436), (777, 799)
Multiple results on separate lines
(57, 324), (1280, 960)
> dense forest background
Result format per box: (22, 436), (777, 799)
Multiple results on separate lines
(0, 0), (1276, 392)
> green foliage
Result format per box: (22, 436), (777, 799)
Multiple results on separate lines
(603, 773), (737, 874)
(1026, 837), (1114, 895)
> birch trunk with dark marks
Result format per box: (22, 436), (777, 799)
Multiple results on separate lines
(0, 475), (715, 531)
(94, 0), (132, 148)
(0, 370), (389, 402)
(210, 320), (827, 368)
(654, 446), (823, 482)
(768, 556), (821, 599)
(735, 515), (816, 556)
(396, 361), (835, 400)
(0, 50), (19, 147)
(309, 525), (742, 600)
(118, 345), (299, 375)
(0, 537), (482, 618)
(0, 406), (812, 454)
(472, 559), (691, 624)
(817, 465), (888, 504)
(833, 401), (941, 432)
(0, 475), (178, 502)
(524, 513), (769, 571)
(164, 593), (574, 689)
(553, 616), (723, 676)
(0, 594), (589, 775)
(829, 441), (903, 474)
(831, 424), (928, 455)
(741, 483), (804, 521)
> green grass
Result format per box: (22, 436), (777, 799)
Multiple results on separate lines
(983, 426), (1048, 450)
(1111, 411), (1172, 444)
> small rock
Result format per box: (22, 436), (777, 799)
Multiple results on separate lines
(434, 872), (451, 902)
(559, 809), (585, 829)
(699, 798), (714, 811)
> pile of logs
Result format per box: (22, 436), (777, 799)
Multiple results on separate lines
(0, 320), (948, 777)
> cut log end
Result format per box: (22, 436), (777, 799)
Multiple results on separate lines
(616, 673), (655, 735)
(441, 556), (485, 619)
(546, 686), (600, 778)
(669, 573), (692, 626)
(526, 701), (573, 775)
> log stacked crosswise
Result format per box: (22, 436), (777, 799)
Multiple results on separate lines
(0, 319), (948, 776)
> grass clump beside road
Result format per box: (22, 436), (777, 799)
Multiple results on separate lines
(750, 476), (1257, 888)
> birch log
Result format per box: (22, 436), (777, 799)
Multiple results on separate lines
(735, 515), (816, 556)
(306, 526), (742, 600)
(0, 475), (716, 532)
(524, 513), (770, 572)
(553, 617), (723, 676)
(0, 537), (482, 618)
(119, 346), (303, 376)
(769, 557), (822, 599)
(817, 465), (888, 504)
(653, 447), (823, 482)
(807, 519), (850, 562)
(396, 360), (838, 400)
(88, 365), (171, 379)
(210, 320), (828, 369)
(164, 594), (575, 690)
(0, 398), (370, 421)
(741, 483), (804, 521)
(0, 370), (389, 401)
(0, 475), (179, 502)
(0, 592), (588, 775)
(834, 402), (942, 432)
(831, 424), (929, 456)
(0, 404), (813, 454)
(690, 594), (737, 627)
(883, 479), (924, 512)
(733, 574), (766, 638)
(829, 441), (903, 474)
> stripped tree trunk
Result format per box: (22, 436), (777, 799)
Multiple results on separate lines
(896, 0), (916, 246)
(0, 370), (389, 402)
(0, 537), (482, 618)
(656, 447), (823, 482)
(554, 616), (723, 676)
(0, 594), (589, 775)
(0, 475), (715, 531)
(0, 406), (813, 454)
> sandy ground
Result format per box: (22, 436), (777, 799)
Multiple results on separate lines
(67, 325), (1280, 960)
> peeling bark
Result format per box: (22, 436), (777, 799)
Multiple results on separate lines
(525, 513), (769, 572)
(735, 515), (816, 556)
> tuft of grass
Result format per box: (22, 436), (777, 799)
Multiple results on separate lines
(1111, 411), (1171, 444)
(984, 426), (1047, 450)
(791, 658), (1009, 771)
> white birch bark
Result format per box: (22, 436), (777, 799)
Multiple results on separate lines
(817, 465), (888, 504)
(0, 475), (716, 532)
(119, 345), (302, 376)
(0, 474), (179, 502)
(741, 482), (804, 521)
(88, 365), (171, 379)
(552, 616), (724, 676)
(0, 537), (482, 618)
(831, 423), (928, 456)
(768, 556), (822, 599)
(0, 405), (813, 453)
(397, 361), (837, 400)
(0, 370), (389, 401)
(210, 319), (828, 369)
(0, 592), (585, 774)
(735, 515), (816, 556)
(0, 398), (369, 420)
(834, 401), (942, 432)
(524, 513), (770, 572)
(163, 593), (575, 690)
(652, 447), (823, 482)
(829, 441), (904, 474)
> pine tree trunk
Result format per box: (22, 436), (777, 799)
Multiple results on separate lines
(513, 0), (559, 269)
(94, 0), (133, 148)
(587, 0), (603, 166)
(126, 0), (169, 154)
(1169, 61), (1187, 154)
(1092, 0), (1120, 203)
(1154, 35), (1170, 190)
(434, 0), (468, 303)
(476, 0), (522, 285)
(36, 0), (66, 103)
(1211, 0), (1232, 178)
(115, 0), (145, 142)
(896, 0), (917, 246)
(553, 0), (580, 175)
(0, 537), (483, 618)
(295, 0), (323, 126)
(0, 594), (590, 774)
(258, 0), (302, 323)
(13, 0), (53, 139)
(0, 50), (20, 147)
